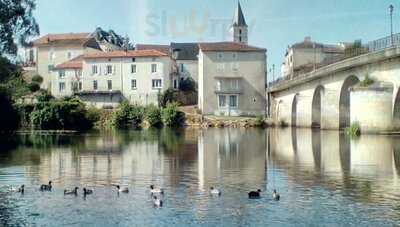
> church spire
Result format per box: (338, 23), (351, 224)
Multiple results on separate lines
(231, 1), (248, 44)
(233, 1), (247, 27)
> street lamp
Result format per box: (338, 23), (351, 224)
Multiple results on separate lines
(389, 4), (394, 46)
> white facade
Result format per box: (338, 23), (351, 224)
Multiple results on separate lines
(51, 68), (82, 98)
(77, 53), (173, 107)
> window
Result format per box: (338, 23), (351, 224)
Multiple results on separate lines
(59, 82), (65, 92)
(49, 51), (55, 61)
(151, 64), (157, 73)
(78, 82), (82, 91)
(231, 79), (239, 89)
(132, 58), (136, 62)
(232, 53), (237, 59)
(229, 95), (238, 108)
(216, 80), (221, 91)
(217, 63), (225, 72)
(67, 51), (73, 59)
(107, 80), (112, 90)
(48, 64), (54, 72)
(93, 80), (98, 90)
(106, 65), (113, 75)
(92, 65), (98, 75)
(131, 64), (136, 73)
(173, 79), (178, 89)
(180, 63), (184, 72)
(152, 79), (162, 89)
(131, 79), (137, 90)
(218, 95), (226, 107)
(75, 69), (82, 78)
(217, 53), (223, 59)
(59, 70), (65, 78)
(232, 62), (239, 71)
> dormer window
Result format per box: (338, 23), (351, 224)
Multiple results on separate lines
(132, 58), (136, 62)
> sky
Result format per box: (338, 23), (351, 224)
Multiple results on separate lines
(34, 0), (399, 79)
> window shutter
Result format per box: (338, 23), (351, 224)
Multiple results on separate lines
(113, 65), (116, 75)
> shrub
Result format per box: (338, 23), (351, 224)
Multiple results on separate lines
(278, 120), (288, 127)
(27, 82), (40, 92)
(36, 90), (53, 102)
(31, 74), (43, 84)
(145, 105), (162, 127)
(161, 102), (185, 127)
(111, 101), (144, 128)
(179, 77), (196, 92)
(254, 115), (264, 127)
(30, 99), (94, 131)
(85, 106), (101, 124)
(345, 122), (361, 137)
(159, 88), (177, 108)
(359, 75), (374, 87)
(0, 87), (19, 133)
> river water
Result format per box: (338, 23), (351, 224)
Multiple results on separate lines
(0, 128), (399, 226)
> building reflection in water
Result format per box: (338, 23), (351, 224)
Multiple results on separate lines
(197, 128), (267, 191)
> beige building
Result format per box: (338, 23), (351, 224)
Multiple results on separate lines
(198, 42), (266, 116)
(51, 55), (83, 98)
(32, 33), (92, 89)
(281, 36), (345, 79)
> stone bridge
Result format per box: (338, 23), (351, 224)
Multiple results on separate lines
(268, 46), (400, 133)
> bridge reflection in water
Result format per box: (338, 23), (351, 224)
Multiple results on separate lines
(268, 128), (400, 201)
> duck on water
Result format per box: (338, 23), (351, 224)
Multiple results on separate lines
(248, 189), (261, 199)
(40, 181), (52, 191)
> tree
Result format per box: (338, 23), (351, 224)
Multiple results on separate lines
(0, 87), (19, 133)
(0, 0), (39, 55)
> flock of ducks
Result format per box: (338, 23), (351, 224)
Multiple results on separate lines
(10, 182), (280, 207)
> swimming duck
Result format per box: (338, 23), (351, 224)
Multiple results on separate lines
(10, 185), (24, 193)
(210, 187), (221, 196)
(272, 189), (280, 201)
(248, 189), (261, 199)
(40, 181), (52, 191)
(115, 185), (129, 193)
(83, 188), (93, 196)
(150, 185), (164, 194)
(64, 187), (79, 195)
(153, 196), (163, 207)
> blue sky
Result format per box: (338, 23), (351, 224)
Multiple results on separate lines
(34, 0), (399, 78)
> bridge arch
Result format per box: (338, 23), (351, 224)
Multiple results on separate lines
(311, 85), (324, 128)
(393, 86), (400, 125)
(291, 93), (299, 127)
(339, 75), (360, 129)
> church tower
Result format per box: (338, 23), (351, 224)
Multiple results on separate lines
(231, 1), (248, 44)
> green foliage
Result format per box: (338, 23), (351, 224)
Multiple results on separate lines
(0, 0), (39, 55)
(145, 105), (162, 127)
(31, 74), (43, 84)
(15, 103), (34, 128)
(85, 106), (101, 124)
(359, 75), (374, 87)
(159, 88), (177, 108)
(278, 120), (288, 127)
(30, 98), (94, 131)
(161, 102), (185, 127)
(345, 122), (361, 137)
(254, 115), (265, 127)
(36, 90), (53, 102)
(0, 87), (19, 133)
(179, 77), (196, 92)
(111, 101), (144, 128)
(0, 57), (30, 100)
(27, 82), (40, 92)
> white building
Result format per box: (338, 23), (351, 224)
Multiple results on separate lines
(52, 50), (174, 108)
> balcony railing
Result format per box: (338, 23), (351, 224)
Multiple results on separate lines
(215, 86), (242, 94)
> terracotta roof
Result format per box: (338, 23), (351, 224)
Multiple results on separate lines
(198, 42), (266, 52)
(135, 44), (170, 54)
(33, 33), (91, 45)
(83, 49), (168, 59)
(55, 55), (83, 69)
